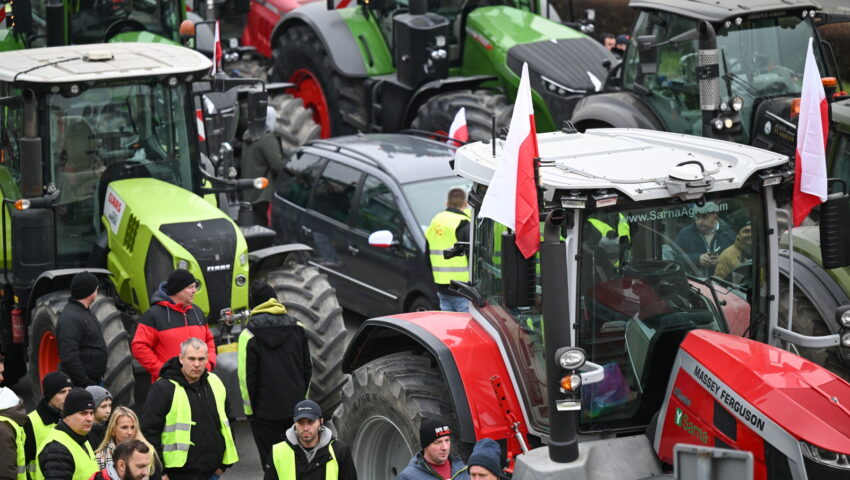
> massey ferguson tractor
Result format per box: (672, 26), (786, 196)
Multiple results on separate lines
(333, 128), (850, 478)
(0, 43), (347, 413)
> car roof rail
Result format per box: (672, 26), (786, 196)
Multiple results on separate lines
(309, 140), (390, 175)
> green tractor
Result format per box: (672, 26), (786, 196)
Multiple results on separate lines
(0, 42), (347, 413)
(268, 0), (611, 141)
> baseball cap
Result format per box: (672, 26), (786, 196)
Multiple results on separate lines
(293, 399), (322, 421)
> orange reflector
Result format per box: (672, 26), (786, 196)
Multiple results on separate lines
(790, 98), (801, 120)
(14, 199), (29, 210)
(560, 375), (575, 391)
(822, 77), (838, 87)
(179, 20), (195, 37)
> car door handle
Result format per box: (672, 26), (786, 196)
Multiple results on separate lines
(348, 245), (359, 255)
(301, 225), (312, 235)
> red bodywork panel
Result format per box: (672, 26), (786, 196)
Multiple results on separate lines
(393, 312), (530, 449)
(242, 0), (319, 58)
(658, 330), (850, 479)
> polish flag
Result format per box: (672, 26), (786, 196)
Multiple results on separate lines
(478, 63), (540, 258)
(448, 108), (468, 147)
(792, 38), (829, 227)
(211, 21), (223, 76)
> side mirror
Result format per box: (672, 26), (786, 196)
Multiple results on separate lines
(368, 230), (395, 248)
(820, 179), (850, 269)
(501, 230), (536, 308)
(637, 35), (657, 75)
(245, 90), (269, 138)
(194, 21), (217, 59)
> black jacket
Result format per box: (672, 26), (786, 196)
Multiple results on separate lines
(140, 357), (234, 477)
(38, 421), (95, 480)
(263, 427), (357, 480)
(56, 299), (107, 387)
(24, 400), (61, 464)
(0, 392), (27, 480)
(242, 301), (311, 420)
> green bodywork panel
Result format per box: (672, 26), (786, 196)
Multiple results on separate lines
(462, 7), (586, 131)
(103, 178), (249, 316)
(109, 31), (181, 45)
(339, 7), (395, 76)
(0, 29), (25, 52)
(785, 226), (850, 296)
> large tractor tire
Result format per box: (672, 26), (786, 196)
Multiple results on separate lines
(269, 94), (322, 160)
(778, 285), (850, 381)
(411, 90), (513, 141)
(333, 352), (470, 479)
(29, 291), (135, 406)
(272, 25), (368, 138)
(257, 264), (347, 415)
(225, 56), (270, 82)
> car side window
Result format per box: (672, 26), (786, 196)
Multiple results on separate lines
(355, 175), (403, 238)
(276, 152), (325, 208)
(311, 161), (361, 223)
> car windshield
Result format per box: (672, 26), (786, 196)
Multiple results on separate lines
(69, 0), (182, 44)
(403, 177), (473, 231)
(623, 11), (823, 140)
(48, 82), (195, 264)
(577, 191), (768, 432)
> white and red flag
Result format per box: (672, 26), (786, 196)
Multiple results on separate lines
(793, 37), (829, 226)
(478, 62), (540, 258)
(211, 21), (223, 76)
(447, 107), (468, 147)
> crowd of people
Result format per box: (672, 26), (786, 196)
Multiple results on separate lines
(0, 266), (510, 479)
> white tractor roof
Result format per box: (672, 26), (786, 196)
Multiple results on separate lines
(454, 128), (789, 203)
(0, 42), (212, 84)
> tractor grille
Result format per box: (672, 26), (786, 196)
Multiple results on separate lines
(123, 214), (140, 252)
(159, 219), (237, 322)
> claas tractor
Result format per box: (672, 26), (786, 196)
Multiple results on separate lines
(332, 127), (850, 478)
(0, 43), (347, 414)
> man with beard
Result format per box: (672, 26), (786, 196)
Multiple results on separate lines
(89, 439), (151, 480)
(36, 388), (99, 480)
(673, 202), (735, 276)
(398, 418), (469, 480)
(264, 400), (357, 480)
(25, 371), (73, 477)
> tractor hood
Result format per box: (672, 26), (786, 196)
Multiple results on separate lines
(680, 330), (850, 454)
(104, 178), (228, 228)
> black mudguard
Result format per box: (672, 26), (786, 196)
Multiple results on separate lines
(779, 249), (849, 334)
(570, 91), (665, 130)
(26, 268), (113, 322)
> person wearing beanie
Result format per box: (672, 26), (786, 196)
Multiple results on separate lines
(264, 399), (357, 480)
(24, 371), (73, 476)
(239, 281), (311, 468)
(715, 213), (752, 280)
(56, 271), (107, 388)
(467, 438), (504, 479)
(398, 418), (469, 480)
(85, 386), (112, 450)
(0, 355), (28, 480)
(37, 388), (99, 480)
(131, 269), (216, 381)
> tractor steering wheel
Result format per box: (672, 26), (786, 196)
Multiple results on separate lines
(103, 19), (146, 41)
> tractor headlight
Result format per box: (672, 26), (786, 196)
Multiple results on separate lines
(239, 253), (248, 266)
(235, 274), (247, 287)
(556, 347), (586, 370)
(731, 96), (744, 112)
(838, 306), (850, 327)
(800, 441), (850, 471)
(177, 259), (189, 270)
(841, 333), (850, 348)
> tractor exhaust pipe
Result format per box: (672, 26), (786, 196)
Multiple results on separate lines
(46, 0), (65, 46)
(698, 21), (720, 139)
(540, 209), (578, 463)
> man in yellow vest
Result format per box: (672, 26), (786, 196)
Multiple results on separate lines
(140, 337), (238, 480)
(425, 188), (471, 312)
(264, 399), (357, 480)
(35, 388), (98, 480)
(0, 355), (27, 480)
(24, 371), (73, 477)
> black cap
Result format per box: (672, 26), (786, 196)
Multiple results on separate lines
(70, 272), (98, 300)
(250, 281), (277, 310)
(62, 388), (95, 417)
(165, 269), (197, 296)
(419, 418), (452, 448)
(42, 371), (72, 401)
(293, 399), (322, 421)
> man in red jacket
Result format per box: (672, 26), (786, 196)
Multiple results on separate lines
(131, 269), (216, 381)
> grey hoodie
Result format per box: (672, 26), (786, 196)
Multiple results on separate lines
(285, 425), (333, 463)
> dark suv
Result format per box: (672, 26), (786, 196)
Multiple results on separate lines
(271, 134), (471, 317)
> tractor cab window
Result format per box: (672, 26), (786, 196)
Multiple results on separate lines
(577, 192), (768, 432)
(0, 96), (23, 270)
(831, 131), (850, 188)
(48, 82), (194, 265)
(69, 0), (182, 44)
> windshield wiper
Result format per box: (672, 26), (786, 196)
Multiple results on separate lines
(686, 274), (729, 328)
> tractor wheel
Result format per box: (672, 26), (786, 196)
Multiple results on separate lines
(410, 90), (513, 141)
(272, 25), (368, 138)
(257, 264), (347, 415)
(334, 352), (470, 479)
(29, 291), (135, 406)
(225, 56), (270, 82)
(269, 94), (321, 160)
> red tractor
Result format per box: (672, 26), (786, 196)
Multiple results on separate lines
(332, 128), (850, 478)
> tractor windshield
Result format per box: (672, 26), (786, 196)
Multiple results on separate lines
(66, 0), (183, 44)
(622, 11), (824, 141)
(48, 82), (195, 265)
(576, 191), (768, 432)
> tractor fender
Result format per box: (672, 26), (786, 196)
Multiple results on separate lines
(343, 312), (529, 444)
(778, 249), (848, 334)
(570, 91), (664, 131)
(26, 268), (113, 322)
(271, 3), (367, 77)
(248, 243), (313, 273)
(401, 75), (498, 128)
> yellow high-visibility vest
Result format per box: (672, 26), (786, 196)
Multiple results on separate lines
(33, 429), (97, 480)
(272, 440), (338, 479)
(0, 415), (26, 480)
(426, 210), (469, 285)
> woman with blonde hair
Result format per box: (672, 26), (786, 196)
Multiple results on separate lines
(95, 406), (163, 478)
